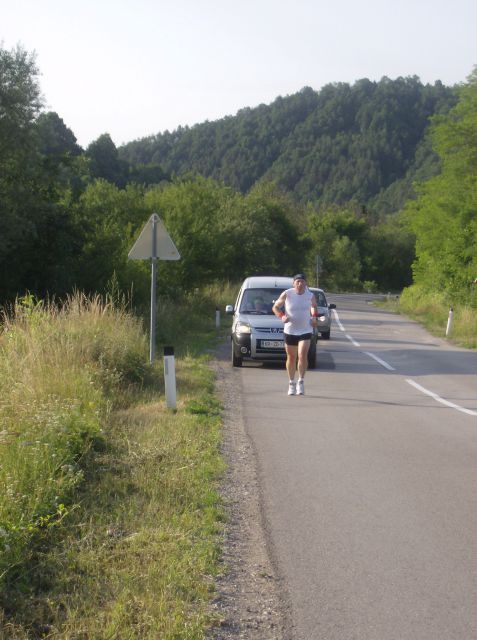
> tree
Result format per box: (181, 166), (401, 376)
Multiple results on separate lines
(0, 46), (42, 285)
(306, 207), (367, 289)
(0, 45), (41, 158)
(361, 219), (415, 291)
(328, 236), (362, 290)
(232, 183), (305, 277)
(404, 68), (477, 298)
(86, 133), (128, 187)
(35, 111), (82, 157)
(144, 176), (235, 293)
(0, 46), (80, 299)
(118, 77), (456, 213)
(72, 180), (150, 297)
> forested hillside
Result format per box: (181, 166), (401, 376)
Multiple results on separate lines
(1, 43), (475, 305)
(119, 78), (457, 214)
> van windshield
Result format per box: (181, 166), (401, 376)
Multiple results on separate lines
(239, 288), (286, 315)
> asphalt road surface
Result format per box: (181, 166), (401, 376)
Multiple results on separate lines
(238, 294), (477, 640)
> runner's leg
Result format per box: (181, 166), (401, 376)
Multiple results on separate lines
(297, 339), (310, 379)
(285, 343), (298, 381)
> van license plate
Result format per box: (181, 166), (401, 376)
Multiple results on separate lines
(262, 340), (283, 348)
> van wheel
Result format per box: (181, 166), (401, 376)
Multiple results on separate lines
(308, 345), (317, 369)
(232, 343), (243, 367)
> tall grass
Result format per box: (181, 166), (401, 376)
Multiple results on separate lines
(397, 285), (477, 348)
(0, 285), (235, 637)
(0, 293), (151, 590)
(154, 281), (238, 351)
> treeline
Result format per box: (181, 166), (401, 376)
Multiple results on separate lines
(120, 78), (457, 214)
(1, 44), (475, 305)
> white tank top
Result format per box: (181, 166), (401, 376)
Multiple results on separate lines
(284, 287), (313, 335)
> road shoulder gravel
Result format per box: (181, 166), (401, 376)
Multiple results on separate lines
(208, 342), (289, 639)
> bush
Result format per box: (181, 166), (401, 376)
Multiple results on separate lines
(399, 284), (477, 346)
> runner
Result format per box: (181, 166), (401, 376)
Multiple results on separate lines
(272, 273), (319, 395)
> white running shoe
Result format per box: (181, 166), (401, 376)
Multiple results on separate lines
(288, 381), (296, 396)
(296, 379), (305, 395)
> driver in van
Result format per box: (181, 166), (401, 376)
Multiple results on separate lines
(253, 296), (267, 312)
(272, 273), (319, 396)
(245, 295), (267, 313)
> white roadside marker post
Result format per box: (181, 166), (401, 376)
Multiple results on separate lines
(446, 306), (454, 337)
(163, 346), (177, 409)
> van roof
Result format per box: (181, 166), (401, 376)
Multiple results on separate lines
(241, 276), (293, 289)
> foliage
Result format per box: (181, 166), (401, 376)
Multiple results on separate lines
(120, 87), (321, 193)
(0, 293), (151, 595)
(221, 181), (307, 279)
(135, 177), (305, 297)
(404, 68), (477, 301)
(361, 217), (415, 291)
(144, 176), (236, 291)
(35, 111), (82, 158)
(85, 133), (129, 187)
(305, 205), (414, 291)
(0, 289), (228, 637)
(71, 180), (151, 298)
(398, 284), (477, 347)
(120, 77), (457, 213)
(1, 41), (472, 302)
(0, 46), (78, 300)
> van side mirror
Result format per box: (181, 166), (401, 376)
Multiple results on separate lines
(328, 303), (336, 310)
(225, 304), (234, 315)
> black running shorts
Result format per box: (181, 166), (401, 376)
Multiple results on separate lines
(284, 332), (312, 346)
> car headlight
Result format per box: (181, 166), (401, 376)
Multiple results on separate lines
(235, 322), (251, 334)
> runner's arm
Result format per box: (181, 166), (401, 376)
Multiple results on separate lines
(273, 292), (288, 322)
(310, 294), (319, 326)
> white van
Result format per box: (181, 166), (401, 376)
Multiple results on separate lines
(225, 276), (318, 367)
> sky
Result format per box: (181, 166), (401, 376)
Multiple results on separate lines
(2, 0), (476, 149)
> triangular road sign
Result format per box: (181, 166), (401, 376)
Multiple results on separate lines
(128, 213), (180, 260)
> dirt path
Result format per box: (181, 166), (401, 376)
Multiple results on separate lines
(208, 342), (289, 639)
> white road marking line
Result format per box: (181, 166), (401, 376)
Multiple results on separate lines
(332, 308), (476, 416)
(363, 352), (396, 371)
(406, 379), (477, 416)
(332, 310), (360, 345)
(333, 309), (345, 331)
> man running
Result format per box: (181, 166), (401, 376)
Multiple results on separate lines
(272, 273), (319, 396)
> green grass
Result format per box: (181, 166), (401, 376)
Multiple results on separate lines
(0, 284), (237, 638)
(377, 285), (477, 349)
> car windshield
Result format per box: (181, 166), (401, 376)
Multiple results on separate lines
(239, 288), (286, 315)
(310, 289), (327, 307)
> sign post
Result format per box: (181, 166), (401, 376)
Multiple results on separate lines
(150, 215), (158, 362)
(315, 255), (323, 287)
(128, 213), (180, 363)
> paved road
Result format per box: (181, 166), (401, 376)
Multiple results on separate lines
(238, 294), (477, 640)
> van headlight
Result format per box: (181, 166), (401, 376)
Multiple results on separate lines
(235, 322), (251, 335)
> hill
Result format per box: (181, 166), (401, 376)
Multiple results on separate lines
(119, 77), (457, 214)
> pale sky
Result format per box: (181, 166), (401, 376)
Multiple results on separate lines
(2, 0), (476, 149)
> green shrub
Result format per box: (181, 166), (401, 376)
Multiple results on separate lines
(0, 293), (150, 586)
(399, 284), (477, 346)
